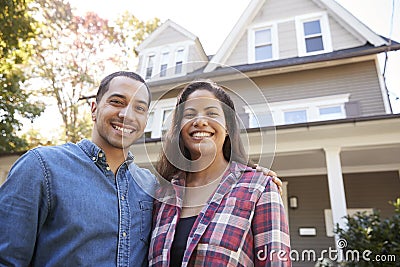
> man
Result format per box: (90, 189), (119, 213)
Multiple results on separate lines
(0, 71), (280, 266)
(0, 71), (154, 266)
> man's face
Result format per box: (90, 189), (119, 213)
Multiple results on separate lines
(91, 76), (149, 151)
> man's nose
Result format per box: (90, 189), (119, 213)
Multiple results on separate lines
(119, 106), (134, 121)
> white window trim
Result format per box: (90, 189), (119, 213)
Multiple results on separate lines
(174, 46), (186, 76)
(295, 12), (333, 56)
(248, 23), (279, 64)
(245, 94), (349, 127)
(144, 53), (156, 79)
(159, 50), (170, 77)
(146, 98), (176, 138)
(140, 42), (190, 80)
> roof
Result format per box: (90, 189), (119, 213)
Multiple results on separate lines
(136, 19), (198, 52)
(146, 40), (400, 87)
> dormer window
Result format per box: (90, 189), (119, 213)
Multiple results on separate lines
(303, 20), (324, 53)
(296, 13), (332, 56)
(255, 28), (273, 61)
(175, 49), (184, 74)
(160, 52), (169, 77)
(248, 24), (278, 63)
(145, 55), (155, 79)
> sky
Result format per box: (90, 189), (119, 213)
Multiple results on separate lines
(24, 0), (400, 139)
(66, 0), (400, 112)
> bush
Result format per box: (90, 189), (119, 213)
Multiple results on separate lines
(335, 198), (400, 266)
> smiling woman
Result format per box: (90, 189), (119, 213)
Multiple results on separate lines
(150, 80), (291, 266)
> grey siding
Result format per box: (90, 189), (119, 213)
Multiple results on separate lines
(344, 171), (400, 218)
(250, 60), (386, 116)
(284, 175), (335, 267)
(225, 0), (367, 66)
(145, 27), (189, 49)
(278, 21), (298, 59)
(284, 171), (400, 267)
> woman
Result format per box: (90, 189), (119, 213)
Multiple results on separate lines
(149, 81), (291, 266)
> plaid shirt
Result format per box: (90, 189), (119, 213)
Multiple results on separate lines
(149, 162), (291, 267)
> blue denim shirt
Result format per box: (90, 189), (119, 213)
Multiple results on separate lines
(0, 139), (156, 266)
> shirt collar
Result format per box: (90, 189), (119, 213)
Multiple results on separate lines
(77, 139), (134, 163)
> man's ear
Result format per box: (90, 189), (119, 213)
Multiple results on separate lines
(91, 101), (97, 121)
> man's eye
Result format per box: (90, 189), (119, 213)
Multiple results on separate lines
(184, 113), (195, 118)
(110, 100), (123, 105)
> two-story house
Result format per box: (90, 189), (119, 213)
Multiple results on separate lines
(1, 0), (399, 265)
(130, 0), (400, 265)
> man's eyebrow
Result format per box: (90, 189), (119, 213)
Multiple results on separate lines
(107, 93), (127, 99)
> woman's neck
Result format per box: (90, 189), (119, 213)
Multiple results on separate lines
(186, 154), (229, 187)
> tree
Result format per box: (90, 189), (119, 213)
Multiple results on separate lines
(335, 199), (400, 266)
(0, 0), (44, 152)
(113, 11), (160, 69)
(27, 0), (159, 143)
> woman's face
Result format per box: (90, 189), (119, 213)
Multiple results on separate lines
(180, 89), (227, 160)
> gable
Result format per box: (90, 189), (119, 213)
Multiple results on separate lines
(205, 0), (387, 72)
(144, 26), (194, 49)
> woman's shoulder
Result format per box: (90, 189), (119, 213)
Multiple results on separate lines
(230, 161), (272, 186)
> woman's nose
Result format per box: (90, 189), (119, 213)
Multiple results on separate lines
(193, 116), (208, 127)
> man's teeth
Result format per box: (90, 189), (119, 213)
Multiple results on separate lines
(192, 132), (212, 137)
(114, 125), (133, 134)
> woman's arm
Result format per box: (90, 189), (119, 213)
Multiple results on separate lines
(252, 178), (291, 266)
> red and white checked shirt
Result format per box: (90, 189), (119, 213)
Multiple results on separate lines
(149, 162), (291, 267)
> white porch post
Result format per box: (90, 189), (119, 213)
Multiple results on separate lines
(324, 146), (347, 259)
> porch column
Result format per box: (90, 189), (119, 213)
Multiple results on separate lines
(324, 146), (347, 258)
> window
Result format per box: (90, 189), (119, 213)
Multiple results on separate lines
(303, 20), (323, 53)
(255, 28), (273, 61)
(296, 13), (332, 56)
(245, 94), (349, 127)
(145, 98), (176, 138)
(284, 110), (307, 124)
(175, 49), (184, 74)
(161, 109), (173, 135)
(249, 25), (277, 63)
(160, 52), (169, 77)
(145, 55), (155, 79)
(144, 112), (154, 138)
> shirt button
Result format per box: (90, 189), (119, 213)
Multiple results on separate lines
(122, 232), (127, 237)
(98, 153), (103, 157)
(92, 157), (96, 161)
(106, 166), (111, 171)
(121, 196), (125, 200)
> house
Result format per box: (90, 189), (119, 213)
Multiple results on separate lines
(1, 0), (399, 265)
(132, 0), (400, 265)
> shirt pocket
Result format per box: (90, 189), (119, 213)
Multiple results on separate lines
(139, 200), (153, 244)
(204, 198), (254, 252)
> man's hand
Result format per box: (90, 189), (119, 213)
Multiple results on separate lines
(254, 165), (283, 195)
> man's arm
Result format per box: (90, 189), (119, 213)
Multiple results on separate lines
(0, 150), (49, 265)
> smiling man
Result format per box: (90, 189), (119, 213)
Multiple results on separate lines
(0, 71), (156, 267)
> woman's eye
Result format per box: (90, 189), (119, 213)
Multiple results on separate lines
(184, 113), (195, 118)
(208, 112), (219, 117)
(136, 106), (146, 112)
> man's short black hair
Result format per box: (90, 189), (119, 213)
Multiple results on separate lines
(96, 71), (151, 106)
